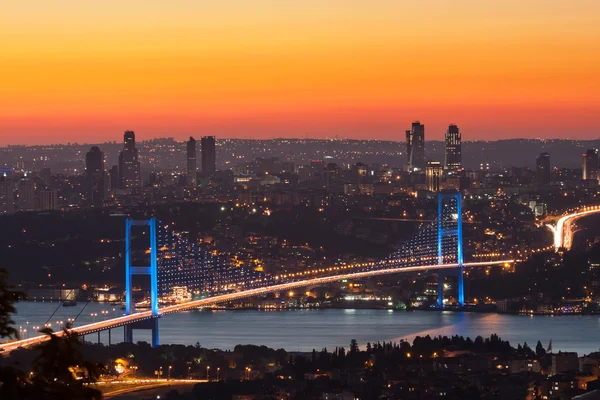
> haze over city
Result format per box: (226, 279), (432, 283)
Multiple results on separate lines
(2, 0), (600, 145)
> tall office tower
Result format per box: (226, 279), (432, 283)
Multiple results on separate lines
(17, 176), (36, 211)
(201, 136), (216, 174)
(118, 130), (142, 188)
(582, 149), (599, 181)
(0, 169), (15, 214)
(108, 165), (119, 191)
(40, 167), (52, 184)
(444, 124), (462, 171)
(38, 188), (58, 211)
(406, 121), (425, 171)
(186, 137), (197, 186)
(85, 146), (105, 206)
(426, 161), (443, 192)
(536, 152), (551, 185)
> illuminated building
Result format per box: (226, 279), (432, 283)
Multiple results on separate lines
(582, 148), (599, 181)
(406, 121), (425, 172)
(17, 176), (36, 211)
(38, 188), (58, 210)
(0, 169), (15, 214)
(186, 137), (197, 186)
(535, 152), (551, 185)
(201, 136), (216, 174)
(118, 130), (142, 188)
(426, 161), (443, 192)
(444, 124), (461, 170)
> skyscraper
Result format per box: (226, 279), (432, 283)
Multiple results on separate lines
(17, 176), (36, 211)
(201, 136), (216, 174)
(85, 146), (105, 206)
(406, 121), (425, 171)
(0, 169), (15, 215)
(536, 152), (551, 185)
(186, 137), (197, 186)
(444, 124), (462, 171)
(118, 130), (142, 188)
(108, 165), (119, 191)
(582, 149), (599, 181)
(426, 161), (443, 192)
(38, 188), (58, 211)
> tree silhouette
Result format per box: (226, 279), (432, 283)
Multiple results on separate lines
(28, 324), (102, 400)
(0, 268), (22, 339)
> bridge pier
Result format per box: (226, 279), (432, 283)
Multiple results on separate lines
(437, 267), (464, 308)
(437, 272), (444, 308)
(108, 329), (111, 346)
(124, 318), (159, 347)
(97, 331), (100, 344)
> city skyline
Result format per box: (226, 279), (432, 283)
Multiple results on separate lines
(1, 1), (600, 145)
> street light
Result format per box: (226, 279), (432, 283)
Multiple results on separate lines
(217, 367), (220, 381)
(159, 366), (163, 380)
(187, 366), (191, 379)
(168, 365), (172, 380)
(206, 366), (210, 381)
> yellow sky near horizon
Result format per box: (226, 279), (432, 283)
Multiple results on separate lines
(1, 0), (599, 144)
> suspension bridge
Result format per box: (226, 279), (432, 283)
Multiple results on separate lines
(1, 193), (514, 353)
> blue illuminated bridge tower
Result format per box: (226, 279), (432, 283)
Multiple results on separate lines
(436, 192), (464, 307)
(124, 218), (160, 347)
(120, 193), (465, 347)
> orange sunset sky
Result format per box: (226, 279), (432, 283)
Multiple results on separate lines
(1, 0), (600, 145)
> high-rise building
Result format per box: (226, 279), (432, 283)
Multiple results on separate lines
(17, 176), (36, 211)
(108, 165), (119, 191)
(582, 149), (599, 181)
(444, 124), (462, 171)
(201, 136), (216, 174)
(186, 137), (197, 186)
(40, 167), (52, 184)
(426, 161), (443, 192)
(0, 169), (15, 215)
(85, 146), (105, 206)
(406, 121), (425, 172)
(118, 130), (142, 188)
(536, 152), (551, 185)
(38, 188), (58, 211)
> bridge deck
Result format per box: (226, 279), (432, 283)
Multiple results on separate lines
(0, 259), (513, 354)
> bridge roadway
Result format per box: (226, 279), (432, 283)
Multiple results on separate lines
(547, 206), (600, 250)
(0, 259), (513, 354)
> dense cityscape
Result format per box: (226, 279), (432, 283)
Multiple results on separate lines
(2, 125), (600, 399)
(3, 1), (600, 399)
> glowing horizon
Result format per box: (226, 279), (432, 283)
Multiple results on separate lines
(1, 1), (599, 145)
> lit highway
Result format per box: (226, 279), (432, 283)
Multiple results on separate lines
(0, 259), (512, 354)
(548, 206), (600, 250)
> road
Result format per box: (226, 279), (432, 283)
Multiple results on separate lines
(98, 379), (203, 399)
(0, 259), (512, 353)
(548, 206), (600, 250)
